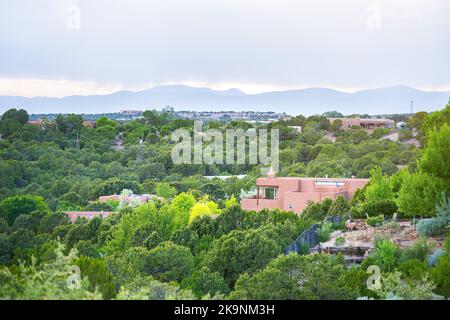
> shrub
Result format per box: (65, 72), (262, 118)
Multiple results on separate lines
(317, 221), (333, 243)
(416, 194), (449, 237)
(301, 201), (326, 222)
(398, 259), (427, 281)
(429, 255), (450, 297)
(75, 256), (116, 299)
(365, 167), (395, 202)
(428, 249), (445, 267)
(372, 240), (400, 272)
(327, 196), (349, 217)
(360, 199), (397, 218)
(0, 195), (49, 225)
(335, 236), (345, 246)
(416, 219), (444, 237)
(366, 215), (384, 227)
(397, 174), (446, 218)
(145, 241), (194, 283)
(380, 221), (401, 231)
(298, 242), (310, 255)
(400, 239), (433, 262)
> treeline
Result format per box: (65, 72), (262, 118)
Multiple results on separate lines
(0, 103), (449, 300)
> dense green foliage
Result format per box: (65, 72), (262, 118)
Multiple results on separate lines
(0, 105), (449, 300)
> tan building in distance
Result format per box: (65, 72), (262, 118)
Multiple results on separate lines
(328, 117), (394, 131)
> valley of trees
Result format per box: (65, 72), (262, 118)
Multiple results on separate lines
(0, 103), (449, 300)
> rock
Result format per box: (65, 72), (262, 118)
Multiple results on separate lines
(346, 219), (367, 231)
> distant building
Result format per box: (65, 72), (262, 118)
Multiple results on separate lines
(328, 117), (394, 131)
(98, 194), (161, 203)
(64, 211), (113, 222)
(288, 126), (302, 133)
(241, 171), (368, 214)
(82, 120), (97, 128)
(120, 110), (143, 116)
(204, 175), (247, 180)
(27, 119), (44, 126)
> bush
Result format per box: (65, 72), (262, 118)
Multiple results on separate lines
(354, 199), (397, 218)
(145, 241), (194, 283)
(366, 215), (384, 227)
(317, 221), (333, 242)
(335, 236), (345, 246)
(0, 195), (49, 225)
(380, 221), (401, 231)
(398, 259), (427, 281)
(372, 240), (400, 272)
(327, 196), (349, 217)
(180, 266), (229, 298)
(400, 239), (433, 263)
(416, 219), (444, 237)
(298, 242), (310, 255)
(75, 256), (116, 299)
(428, 249), (445, 267)
(301, 201), (326, 222)
(416, 194), (449, 237)
(429, 255), (450, 298)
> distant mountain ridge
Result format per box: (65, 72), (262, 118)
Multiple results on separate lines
(0, 84), (448, 115)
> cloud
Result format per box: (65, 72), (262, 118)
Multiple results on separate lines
(0, 0), (449, 97)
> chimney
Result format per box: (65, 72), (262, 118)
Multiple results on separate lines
(267, 167), (276, 179)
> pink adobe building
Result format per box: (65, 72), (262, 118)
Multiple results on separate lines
(328, 117), (394, 131)
(64, 211), (113, 222)
(241, 172), (368, 214)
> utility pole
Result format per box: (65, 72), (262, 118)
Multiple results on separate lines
(76, 132), (80, 152)
(139, 133), (144, 162)
(410, 100), (414, 114)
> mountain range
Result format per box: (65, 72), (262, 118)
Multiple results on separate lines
(0, 85), (449, 115)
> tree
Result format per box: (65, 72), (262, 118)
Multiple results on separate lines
(373, 271), (435, 300)
(0, 243), (102, 299)
(0, 108), (29, 137)
(181, 266), (229, 298)
(418, 123), (450, 180)
(170, 192), (195, 228)
(331, 119), (343, 133)
(0, 195), (49, 225)
(106, 247), (150, 287)
(372, 240), (400, 272)
(189, 201), (220, 224)
(429, 255), (450, 298)
(365, 167), (394, 202)
(225, 195), (238, 209)
(75, 256), (116, 299)
(407, 111), (428, 131)
(397, 173), (446, 217)
(301, 201), (325, 221)
(327, 196), (349, 217)
(322, 111), (344, 118)
(421, 103), (450, 140)
(116, 275), (195, 300)
(104, 203), (176, 253)
(145, 241), (194, 282)
(96, 116), (117, 129)
(202, 227), (281, 286)
(156, 182), (177, 199)
(231, 253), (355, 300)
(55, 114), (83, 134)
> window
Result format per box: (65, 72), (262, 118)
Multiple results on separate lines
(264, 187), (278, 199)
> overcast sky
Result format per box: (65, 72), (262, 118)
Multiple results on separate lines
(0, 0), (449, 97)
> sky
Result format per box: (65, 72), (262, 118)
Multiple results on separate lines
(0, 0), (449, 97)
